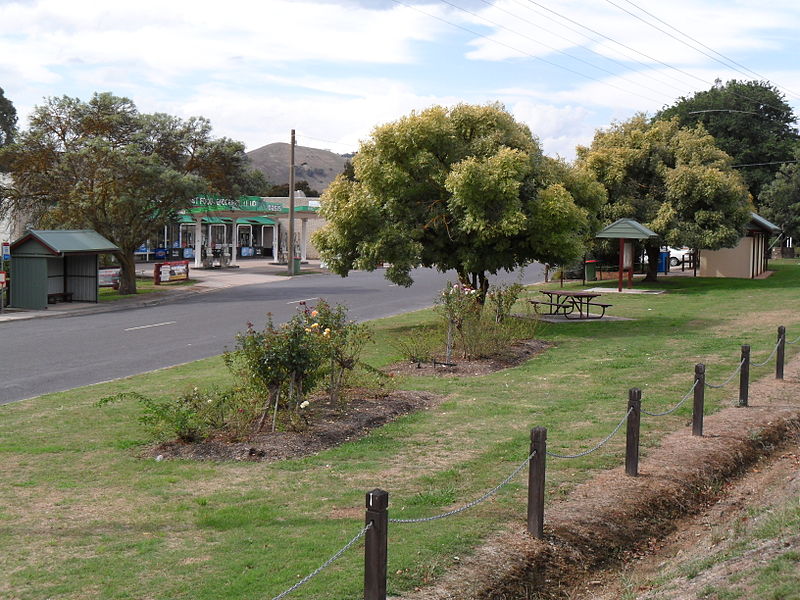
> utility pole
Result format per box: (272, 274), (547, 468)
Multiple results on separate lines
(287, 129), (296, 275)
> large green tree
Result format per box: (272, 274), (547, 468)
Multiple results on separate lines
(578, 115), (752, 281)
(759, 147), (800, 242)
(312, 103), (605, 297)
(658, 80), (799, 200)
(0, 86), (17, 169)
(0, 92), (257, 293)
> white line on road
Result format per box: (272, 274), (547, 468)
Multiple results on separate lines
(124, 321), (177, 332)
(286, 297), (318, 305)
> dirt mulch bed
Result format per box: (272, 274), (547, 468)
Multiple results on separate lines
(386, 339), (552, 378)
(398, 357), (800, 600)
(147, 390), (441, 462)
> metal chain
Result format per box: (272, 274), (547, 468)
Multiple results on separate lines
(750, 339), (781, 367)
(641, 379), (699, 417)
(270, 523), (372, 600)
(389, 450), (535, 524)
(546, 407), (633, 459)
(787, 332), (800, 345)
(705, 358), (745, 389)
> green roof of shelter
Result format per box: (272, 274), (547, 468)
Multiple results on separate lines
(11, 230), (119, 254)
(595, 218), (658, 240)
(749, 212), (780, 234)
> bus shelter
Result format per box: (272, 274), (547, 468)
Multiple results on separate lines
(10, 230), (119, 309)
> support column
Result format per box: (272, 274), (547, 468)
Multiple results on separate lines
(231, 223), (238, 266)
(272, 225), (279, 262)
(194, 216), (202, 268)
(301, 218), (308, 261)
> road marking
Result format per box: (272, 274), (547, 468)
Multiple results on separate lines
(286, 297), (318, 305)
(124, 321), (177, 332)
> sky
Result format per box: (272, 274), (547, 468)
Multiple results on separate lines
(1, 0), (799, 160)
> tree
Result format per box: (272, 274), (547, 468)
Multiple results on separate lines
(266, 180), (320, 197)
(0, 92), (257, 293)
(759, 146), (800, 242)
(578, 115), (752, 281)
(658, 80), (799, 200)
(312, 103), (605, 298)
(0, 86), (17, 170)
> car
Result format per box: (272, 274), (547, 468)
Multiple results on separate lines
(666, 246), (692, 267)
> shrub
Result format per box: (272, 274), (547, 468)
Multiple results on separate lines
(434, 282), (481, 360)
(486, 282), (524, 323)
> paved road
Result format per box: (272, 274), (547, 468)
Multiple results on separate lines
(0, 265), (544, 404)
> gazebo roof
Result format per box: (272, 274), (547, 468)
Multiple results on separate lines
(595, 218), (659, 240)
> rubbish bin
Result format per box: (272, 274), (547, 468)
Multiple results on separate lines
(658, 251), (670, 273)
(585, 259), (598, 281)
(292, 257), (301, 275)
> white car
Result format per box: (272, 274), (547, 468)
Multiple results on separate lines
(666, 246), (692, 267)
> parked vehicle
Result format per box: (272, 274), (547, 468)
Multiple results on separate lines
(666, 246), (692, 267)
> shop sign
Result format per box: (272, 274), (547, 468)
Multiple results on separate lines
(98, 268), (121, 288)
(187, 196), (283, 214)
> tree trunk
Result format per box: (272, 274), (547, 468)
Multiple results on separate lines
(643, 241), (661, 283)
(116, 251), (138, 294)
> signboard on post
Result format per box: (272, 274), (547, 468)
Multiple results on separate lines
(1, 242), (9, 261)
(154, 260), (190, 285)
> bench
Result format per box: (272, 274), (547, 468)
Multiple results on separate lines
(47, 292), (74, 304)
(583, 301), (613, 319)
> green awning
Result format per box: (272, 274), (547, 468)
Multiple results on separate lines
(203, 217), (231, 225)
(249, 216), (276, 225)
(279, 205), (319, 214)
(175, 214), (196, 224)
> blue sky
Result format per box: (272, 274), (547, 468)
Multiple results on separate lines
(1, 0), (799, 160)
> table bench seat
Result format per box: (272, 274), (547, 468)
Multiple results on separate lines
(47, 292), (74, 304)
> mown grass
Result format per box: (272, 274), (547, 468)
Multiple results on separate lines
(2, 262), (800, 600)
(98, 277), (196, 302)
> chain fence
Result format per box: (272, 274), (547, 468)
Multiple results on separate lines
(705, 358), (745, 389)
(545, 407), (633, 459)
(269, 523), (372, 600)
(388, 450), (536, 524)
(787, 332), (800, 345)
(641, 379), (699, 417)
(750, 339), (781, 367)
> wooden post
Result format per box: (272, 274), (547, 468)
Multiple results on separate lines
(527, 427), (547, 539)
(364, 489), (388, 600)
(692, 363), (705, 437)
(739, 345), (750, 407)
(776, 326), (786, 380)
(625, 388), (641, 477)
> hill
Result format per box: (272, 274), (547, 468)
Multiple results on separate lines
(246, 142), (348, 194)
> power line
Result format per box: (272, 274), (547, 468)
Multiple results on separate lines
(602, 0), (794, 110)
(617, 0), (800, 101)
(439, 0), (670, 99)
(472, 0), (692, 98)
(390, 0), (664, 104)
(732, 159), (800, 168)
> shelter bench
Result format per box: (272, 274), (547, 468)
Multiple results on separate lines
(47, 292), (74, 304)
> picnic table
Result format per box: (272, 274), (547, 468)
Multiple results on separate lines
(529, 289), (612, 320)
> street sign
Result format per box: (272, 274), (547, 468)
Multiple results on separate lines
(0, 271), (6, 286)
(1, 242), (9, 261)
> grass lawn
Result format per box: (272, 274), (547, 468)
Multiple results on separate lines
(98, 278), (196, 302)
(2, 261), (800, 600)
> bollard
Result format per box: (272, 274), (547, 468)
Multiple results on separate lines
(777, 326), (786, 380)
(527, 427), (547, 539)
(625, 388), (641, 477)
(692, 364), (705, 437)
(739, 345), (750, 407)
(364, 489), (388, 600)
